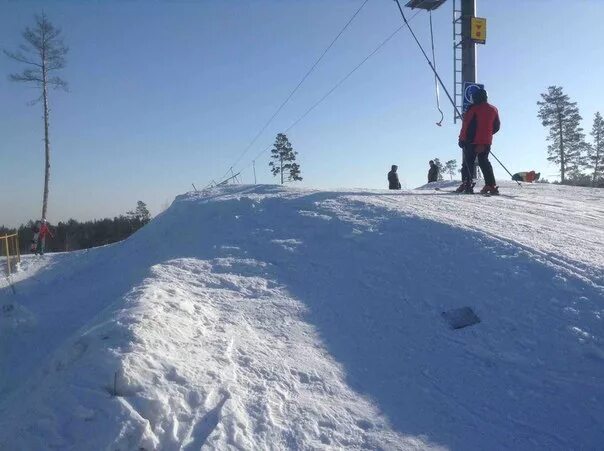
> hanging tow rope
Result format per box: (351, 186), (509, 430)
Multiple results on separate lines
(393, 0), (477, 184)
(393, 0), (460, 118)
(429, 10), (444, 126)
(393, 0), (522, 187)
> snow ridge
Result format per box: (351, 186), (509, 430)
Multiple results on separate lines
(1, 183), (602, 450)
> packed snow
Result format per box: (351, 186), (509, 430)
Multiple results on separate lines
(1, 181), (603, 450)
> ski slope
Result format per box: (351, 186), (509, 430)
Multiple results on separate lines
(1, 182), (603, 450)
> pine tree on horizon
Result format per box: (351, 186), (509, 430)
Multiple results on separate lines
(269, 133), (302, 185)
(444, 159), (458, 180)
(537, 86), (586, 184)
(433, 158), (444, 181)
(586, 112), (604, 186)
(127, 201), (152, 226)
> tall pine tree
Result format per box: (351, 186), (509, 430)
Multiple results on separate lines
(537, 86), (586, 183)
(4, 14), (68, 221)
(269, 133), (302, 184)
(587, 112), (604, 186)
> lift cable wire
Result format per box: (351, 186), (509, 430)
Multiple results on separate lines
(215, 0), (371, 184)
(393, 0), (459, 117)
(239, 11), (423, 175)
(429, 10), (444, 126)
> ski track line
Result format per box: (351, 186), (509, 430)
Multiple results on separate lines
(462, 225), (604, 291)
(363, 193), (603, 290)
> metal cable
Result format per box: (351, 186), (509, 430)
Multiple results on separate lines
(241, 11), (423, 172)
(216, 0), (371, 184)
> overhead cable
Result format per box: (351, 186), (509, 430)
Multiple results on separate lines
(242, 10), (422, 170)
(218, 0), (371, 182)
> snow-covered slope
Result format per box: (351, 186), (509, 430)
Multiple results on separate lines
(1, 182), (602, 450)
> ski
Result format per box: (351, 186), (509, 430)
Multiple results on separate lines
(434, 188), (515, 199)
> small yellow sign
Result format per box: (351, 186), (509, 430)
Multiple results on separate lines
(471, 17), (487, 44)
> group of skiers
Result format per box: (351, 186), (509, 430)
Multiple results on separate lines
(388, 88), (502, 195)
(30, 219), (53, 255)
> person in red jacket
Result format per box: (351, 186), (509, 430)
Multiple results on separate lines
(37, 219), (54, 255)
(457, 88), (501, 194)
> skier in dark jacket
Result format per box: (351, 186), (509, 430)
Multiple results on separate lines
(388, 165), (401, 190)
(457, 88), (501, 194)
(428, 160), (438, 182)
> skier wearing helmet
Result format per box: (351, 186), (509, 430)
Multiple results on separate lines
(457, 88), (501, 194)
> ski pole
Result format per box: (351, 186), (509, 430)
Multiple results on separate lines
(490, 151), (522, 187)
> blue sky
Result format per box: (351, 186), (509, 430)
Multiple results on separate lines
(1, 0), (603, 226)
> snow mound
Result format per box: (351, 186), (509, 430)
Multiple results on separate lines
(1, 183), (603, 450)
(415, 180), (461, 190)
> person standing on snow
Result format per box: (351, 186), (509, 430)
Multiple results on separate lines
(388, 165), (401, 190)
(30, 222), (40, 253)
(457, 88), (501, 194)
(37, 219), (54, 255)
(428, 160), (438, 183)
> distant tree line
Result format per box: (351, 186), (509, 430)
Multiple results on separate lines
(538, 86), (604, 187)
(0, 201), (151, 254)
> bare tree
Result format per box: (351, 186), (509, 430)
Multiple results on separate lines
(4, 13), (68, 221)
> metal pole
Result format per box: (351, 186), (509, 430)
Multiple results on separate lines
(4, 236), (11, 277)
(461, 0), (477, 178)
(253, 160), (257, 184)
(461, 0), (476, 85)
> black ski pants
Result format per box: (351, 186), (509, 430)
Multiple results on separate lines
(461, 144), (496, 186)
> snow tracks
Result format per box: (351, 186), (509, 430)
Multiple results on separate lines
(1, 183), (603, 450)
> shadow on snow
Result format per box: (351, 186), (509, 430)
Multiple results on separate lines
(2, 188), (603, 450)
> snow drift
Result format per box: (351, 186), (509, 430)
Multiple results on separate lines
(1, 182), (603, 450)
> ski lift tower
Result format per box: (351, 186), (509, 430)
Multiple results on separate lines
(405, 0), (482, 123)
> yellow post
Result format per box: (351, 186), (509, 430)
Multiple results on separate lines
(16, 235), (21, 263)
(4, 236), (11, 277)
